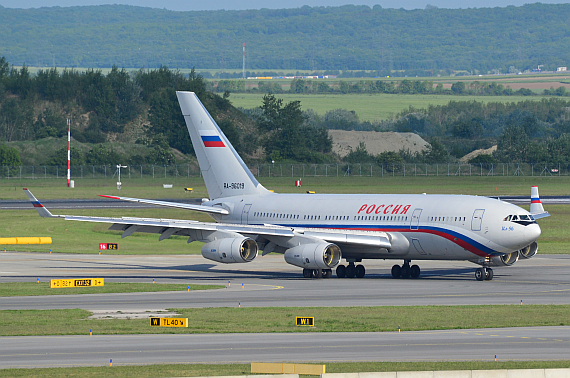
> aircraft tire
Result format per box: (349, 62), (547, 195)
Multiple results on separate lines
(410, 264), (421, 278)
(303, 268), (312, 278)
(485, 268), (494, 281)
(401, 265), (411, 279)
(475, 268), (485, 281)
(346, 264), (356, 278)
(323, 269), (332, 279)
(312, 269), (322, 278)
(336, 265), (346, 278)
(355, 264), (365, 278)
(391, 264), (401, 278)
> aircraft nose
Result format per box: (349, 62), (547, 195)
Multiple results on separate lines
(525, 223), (541, 243)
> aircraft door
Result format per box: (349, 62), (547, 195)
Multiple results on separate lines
(241, 204), (252, 224)
(410, 208), (422, 230)
(471, 209), (485, 231)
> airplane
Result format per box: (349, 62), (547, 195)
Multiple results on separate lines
(24, 91), (550, 281)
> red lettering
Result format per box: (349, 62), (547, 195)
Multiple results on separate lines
(391, 204), (403, 214)
(366, 205), (376, 214)
(358, 205), (367, 214)
(401, 205), (411, 214)
(375, 204), (385, 214)
(384, 204), (393, 214)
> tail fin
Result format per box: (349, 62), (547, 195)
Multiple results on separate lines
(530, 186), (550, 219)
(176, 91), (269, 199)
(23, 188), (57, 218)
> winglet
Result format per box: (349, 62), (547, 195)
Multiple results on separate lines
(530, 186), (550, 219)
(23, 188), (56, 218)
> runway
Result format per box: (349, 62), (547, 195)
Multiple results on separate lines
(1, 252), (570, 368)
(1, 326), (568, 368)
(1, 253), (570, 310)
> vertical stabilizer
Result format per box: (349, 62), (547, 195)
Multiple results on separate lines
(530, 186), (545, 214)
(176, 91), (269, 199)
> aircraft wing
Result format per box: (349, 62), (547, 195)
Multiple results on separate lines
(24, 189), (394, 250)
(97, 195), (229, 215)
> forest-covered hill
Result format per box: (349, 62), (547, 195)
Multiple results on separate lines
(1, 3), (570, 75)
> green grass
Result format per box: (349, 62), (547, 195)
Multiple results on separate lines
(2, 361), (570, 378)
(228, 93), (548, 122)
(2, 175), (569, 199)
(0, 282), (224, 297)
(1, 305), (568, 337)
(2, 177), (568, 254)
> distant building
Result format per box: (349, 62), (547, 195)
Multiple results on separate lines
(557, 67), (567, 72)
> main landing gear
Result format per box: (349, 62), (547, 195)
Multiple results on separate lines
(475, 267), (493, 281)
(391, 260), (421, 279)
(302, 268), (332, 279)
(336, 261), (366, 278)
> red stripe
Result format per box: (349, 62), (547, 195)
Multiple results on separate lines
(531, 200), (541, 203)
(99, 195), (121, 200)
(33, 203), (44, 208)
(203, 141), (225, 147)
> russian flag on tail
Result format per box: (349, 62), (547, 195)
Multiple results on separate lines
(199, 130), (225, 147)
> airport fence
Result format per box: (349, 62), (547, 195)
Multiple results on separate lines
(0, 162), (568, 180)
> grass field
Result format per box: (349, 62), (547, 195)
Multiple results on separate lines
(2, 176), (568, 254)
(1, 305), (568, 337)
(228, 93), (548, 122)
(0, 282), (224, 297)
(2, 361), (570, 378)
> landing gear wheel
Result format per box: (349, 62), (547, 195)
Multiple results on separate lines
(346, 264), (356, 278)
(322, 269), (332, 279)
(391, 264), (401, 278)
(355, 264), (366, 278)
(303, 268), (312, 278)
(475, 267), (485, 281)
(485, 268), (494, 281)
(401, 265), (411, 279)
(312, 269), (322, 278)
(336, 265), (346, 278)
(410, 264), (421, 278)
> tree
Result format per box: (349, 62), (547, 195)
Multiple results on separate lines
(451, 81), (466, 94)
(0, 143), (21, 166)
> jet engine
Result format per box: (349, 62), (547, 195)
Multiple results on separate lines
(201, 237), (258, 263)
(490, 251), (519, 266)
(519, 241), (538, 259)
(284, 243), (342, 269)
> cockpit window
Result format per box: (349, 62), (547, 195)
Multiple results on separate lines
(520, 215), (530, 221)
(511, 215), (519, 221)
(503, 215), (511, 221)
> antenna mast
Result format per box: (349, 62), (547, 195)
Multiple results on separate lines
(242, 42), (246, 79)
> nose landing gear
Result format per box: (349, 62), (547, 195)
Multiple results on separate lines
(475, 267), (493, 281)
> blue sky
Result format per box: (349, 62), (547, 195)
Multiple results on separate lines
(1, 0), (568, 11)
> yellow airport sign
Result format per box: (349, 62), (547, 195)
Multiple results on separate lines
(50, 278), (104, 288)
(150, 317), (188, 327)
(296, 316), (314, 326)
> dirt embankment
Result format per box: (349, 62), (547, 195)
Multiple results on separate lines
(329, 130), (429, 157)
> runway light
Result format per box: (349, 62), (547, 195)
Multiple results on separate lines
(520, 300), (523, 305)
(242, 283), (244, 289)
(110, 359), (112, 367)
(187, 286), (189, 292)
(99, 250), (101, 255)
(495, 355), (497, 362)
(50, 249), (52, 254)
(228, 280), (230, 287)
(239, 302), (241, 308)
(153, 279), (155, 284)
(398, 325), (400, 333)
(37, 278), (39, 284)
(90, 329), (92, 336)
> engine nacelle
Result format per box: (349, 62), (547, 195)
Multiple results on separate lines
(201, 237), (258, 263)
(519, 241), (538, 259)
(490, 251), (519, 266)
(284, 243), (342, 269)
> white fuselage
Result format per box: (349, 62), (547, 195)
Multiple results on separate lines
(207, 192), (541, 263)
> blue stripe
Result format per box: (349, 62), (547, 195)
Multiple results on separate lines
(201, 135), (222, 142)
